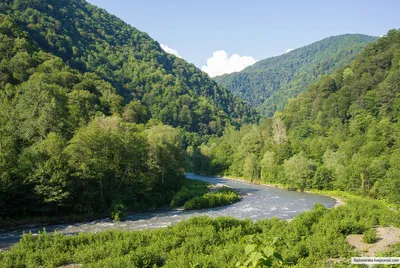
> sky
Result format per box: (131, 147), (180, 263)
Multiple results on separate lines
(87, 0), (399, 77)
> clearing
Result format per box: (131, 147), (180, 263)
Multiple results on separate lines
(346, 226), (400, 256)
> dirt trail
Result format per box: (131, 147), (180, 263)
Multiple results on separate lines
(346, 226), (400, 256)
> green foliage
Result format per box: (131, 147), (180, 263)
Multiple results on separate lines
(0, 0), (258, 221)
(183, 187), (241, 210)
(243, 154), (260, 182)
(1, 198), (399, 267)
(111, 199), (126, 221)
(0, 0), (258, 137)
(170, 179), (210, 208)
(236, 236), (284, 268)
(283, 153), (315, 191)
(170, 181), (241, 210)
(362, 229), (378, 244)
(215, 34), (377, 116)
(195, 30), (400, 207)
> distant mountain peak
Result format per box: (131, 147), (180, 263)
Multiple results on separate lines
(215, 33), (377, 117)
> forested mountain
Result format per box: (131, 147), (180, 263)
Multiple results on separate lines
(0, 0), (257, 137)
(195, 29), (400, 206)
(0, 0), (258, 219)
(215, 34), (377, 116)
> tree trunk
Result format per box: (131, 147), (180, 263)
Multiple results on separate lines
(100, 180), (105, 210)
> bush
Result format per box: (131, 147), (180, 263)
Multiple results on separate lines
(184, 188), (241, 210)
(111, 200), (126, 221)
(363, 229), (378, 244)
(170, 180), (211, 208)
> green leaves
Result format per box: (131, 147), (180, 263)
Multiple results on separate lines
(244, 244), (256, 255)
(236, 235), (285, 268)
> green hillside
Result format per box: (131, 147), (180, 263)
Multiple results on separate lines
(0, 0), (258, 219)
(198, 29), (400, 206)
(0, 0), (257, 137)
(215, 34), (377, 116)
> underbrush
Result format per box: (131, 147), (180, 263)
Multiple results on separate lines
(1, 197), (399, 267)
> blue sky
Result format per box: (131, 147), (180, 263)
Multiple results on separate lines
(87, 0), (399, 76)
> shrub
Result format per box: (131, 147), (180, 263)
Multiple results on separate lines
(111, 200), (126, 221)
(362, 229), (378, 244)
(170, 180), (210, 208)
(184, 188), (241, 210)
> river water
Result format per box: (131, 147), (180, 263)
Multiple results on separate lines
(0, 174), (335, 249)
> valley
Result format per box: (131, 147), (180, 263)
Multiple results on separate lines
(0, 0), (399, 267)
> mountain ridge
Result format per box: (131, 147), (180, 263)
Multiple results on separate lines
(215, 33), (378, 116)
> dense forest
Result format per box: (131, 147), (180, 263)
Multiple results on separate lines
(0, 0), (257, 138)
(0, 0), (259, 220)
(215, 34), (377, 116)
(196, 29), (400, 207)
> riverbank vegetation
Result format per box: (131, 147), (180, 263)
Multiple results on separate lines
(169, 180), (211, 208)
(170, 180), (241, 210)
(1, 197), (399, 267)
(183, 187), (241, 210)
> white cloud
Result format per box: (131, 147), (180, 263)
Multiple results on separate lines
(160, 44), (181, 58)
(285, 48), (294, 53)
(201, 50), (256, 77)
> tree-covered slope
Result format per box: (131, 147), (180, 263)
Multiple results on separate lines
(0, 0), (257, 137)
(0, 0), (256, 220)
(0, 13), (190, 218)
(197, 29), (400, 206)
(215, 34), (377, 116)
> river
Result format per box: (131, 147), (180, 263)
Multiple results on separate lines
(0, 174), (336, 249)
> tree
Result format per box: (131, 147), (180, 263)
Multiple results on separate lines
(243, 154), (260, 182)
(21, 133), (70, 216)
(122, 99), (150, 124)
(17, 74), (69, 141)
(378, 151), (400, 205)
(283, 153), (315, 190)
(146, 124), (185, 191)
(66, 117), (134, 211)
(67, 89), (98, 128)
(312, 166), (333, 190)
(260, 151), (278, 183)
